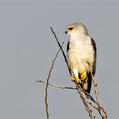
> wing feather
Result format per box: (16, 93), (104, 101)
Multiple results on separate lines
(91, 38), (97, 76)
(67, 41), (70, 53)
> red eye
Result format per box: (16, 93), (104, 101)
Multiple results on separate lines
(68, 27), (73, 30)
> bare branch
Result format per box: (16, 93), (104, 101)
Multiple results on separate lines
(75, 83), (95, 119)
(91, 74), (108, 119)
(50, 27), (71, 75)
(45, 42), (64, 119)
(36, 80), (77, 90)
(92, 75), (100, 107)
(87, 101), (98, 110)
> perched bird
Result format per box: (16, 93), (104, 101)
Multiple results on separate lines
(65, 23), (96, 94)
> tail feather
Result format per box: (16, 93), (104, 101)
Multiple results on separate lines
(78, 72), (92, 94)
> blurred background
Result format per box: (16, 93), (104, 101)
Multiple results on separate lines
(0, 0), (119, 119)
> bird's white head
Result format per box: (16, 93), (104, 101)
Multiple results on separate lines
(65, 23), (88, 37)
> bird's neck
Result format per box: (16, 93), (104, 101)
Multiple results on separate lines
(70, 33), (86, 41)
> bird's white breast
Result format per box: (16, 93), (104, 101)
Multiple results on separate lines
(68, 34), (94, 75)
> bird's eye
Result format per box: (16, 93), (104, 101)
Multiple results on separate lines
(68, 27), (73, 30)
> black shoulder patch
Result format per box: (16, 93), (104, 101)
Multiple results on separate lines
(91, 38), (96, 53)
(67, 41), (70, 52)
(91, 38), (97, 75)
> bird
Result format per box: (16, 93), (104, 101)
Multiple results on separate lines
(65, 23), (96, 94)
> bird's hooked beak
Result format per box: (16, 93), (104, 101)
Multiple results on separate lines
(65, 29), (72, 34)
(65, 27), (74, 34)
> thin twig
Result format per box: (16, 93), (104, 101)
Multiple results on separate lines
(87, 101), (98, 110)
(92, 75), (100, 107)
(50, 27), (71, 75)
(36, 80), (77, 90)
(45, 42), (64, 119)
(75, 83), (95, 119)
(100, 106), (108, 119)
(91, 74), (108, 119)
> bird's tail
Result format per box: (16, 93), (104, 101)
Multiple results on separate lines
(79, 72), (92, 94)
(78, 72), (96, 102)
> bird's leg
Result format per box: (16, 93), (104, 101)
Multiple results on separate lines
(71, 77), (82, 83)
(81, 72), (87, 81)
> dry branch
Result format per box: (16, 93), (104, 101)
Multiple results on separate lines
(36, 80), (77, 90)
(91, 74), (108, 119)
(50, 27), (71, 75)
(75, 83), (95, 119)
(45, 42), (64, 119)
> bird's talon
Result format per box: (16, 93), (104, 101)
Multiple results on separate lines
(76, 77), (82, 83)
(71, 77), (76, 81)
(71, 77), (81, 83)
(81, 72), (87, 80)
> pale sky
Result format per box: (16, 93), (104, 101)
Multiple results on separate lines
(0, 1), (119, 119)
